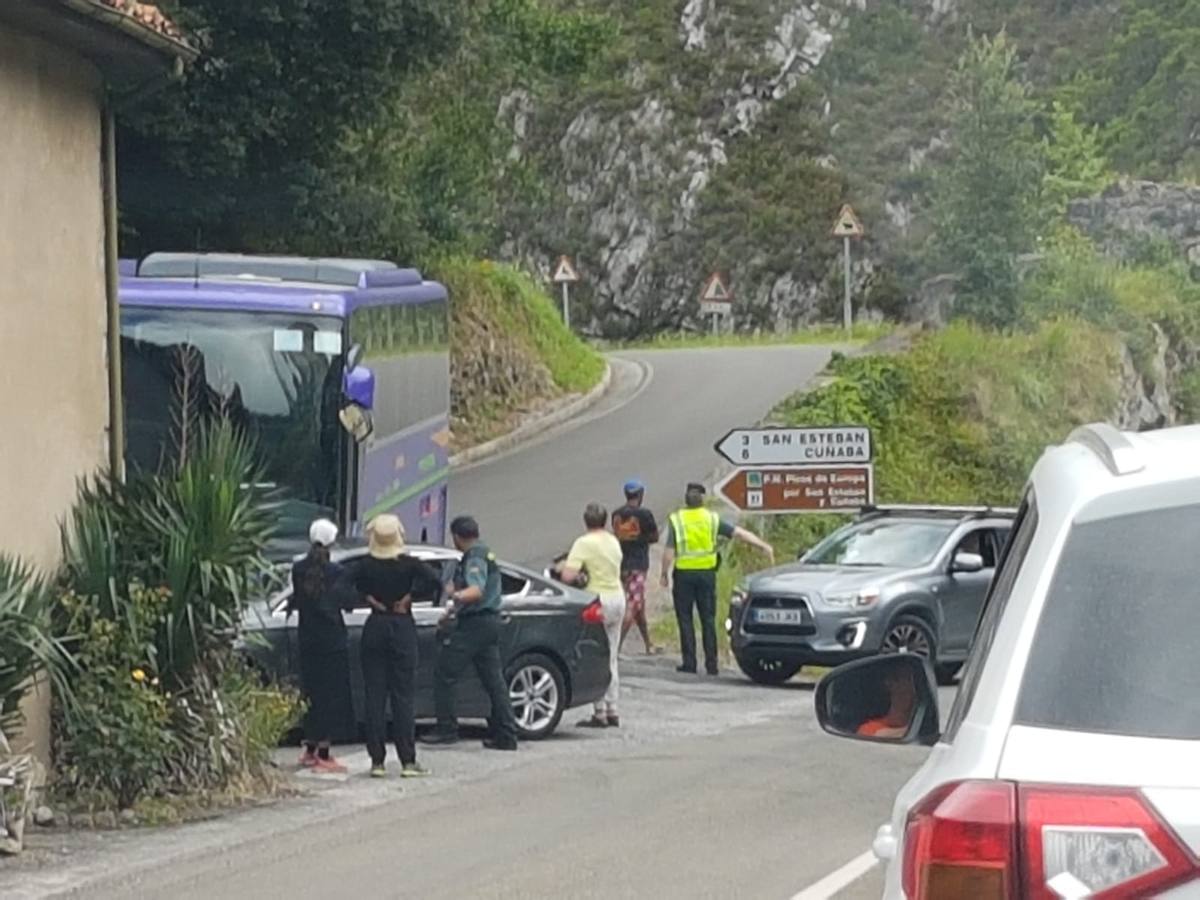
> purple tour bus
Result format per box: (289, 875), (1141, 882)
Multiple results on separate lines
(119, 253), (451, 557)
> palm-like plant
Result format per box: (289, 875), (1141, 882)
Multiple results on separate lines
(59, 421), (276, 688)
(0, 556), (71, 736)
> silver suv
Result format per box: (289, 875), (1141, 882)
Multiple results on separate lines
(728, 506), (1014, 685)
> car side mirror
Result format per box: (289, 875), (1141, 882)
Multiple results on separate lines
(952, 551), (985, 574)
(815, 654), (940, 746)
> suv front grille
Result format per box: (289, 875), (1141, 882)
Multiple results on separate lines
(744, 595), (816, 635)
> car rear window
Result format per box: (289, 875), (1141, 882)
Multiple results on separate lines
(1015, 502), (1200, 739)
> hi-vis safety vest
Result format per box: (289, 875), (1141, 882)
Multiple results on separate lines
(669, 507), (720, 571)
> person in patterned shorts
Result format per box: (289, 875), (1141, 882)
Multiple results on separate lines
(611, 479), (661, 654)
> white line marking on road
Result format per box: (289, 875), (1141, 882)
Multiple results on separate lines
(790, 850), (879, 900)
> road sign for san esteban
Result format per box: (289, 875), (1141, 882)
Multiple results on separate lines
(716, 465), (874, 514)
(715, 426), (872, 466)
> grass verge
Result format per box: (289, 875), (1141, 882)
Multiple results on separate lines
(435, 257), (606, 448)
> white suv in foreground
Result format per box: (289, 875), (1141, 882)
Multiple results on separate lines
(816, 423), (1200, 899)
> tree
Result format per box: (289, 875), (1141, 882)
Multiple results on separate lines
(929, 33), (1044, 330)
(1041, 100), (1112, 220)
(117, 1), (469, 257)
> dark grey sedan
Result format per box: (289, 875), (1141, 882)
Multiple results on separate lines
(240, 545), (612, 740)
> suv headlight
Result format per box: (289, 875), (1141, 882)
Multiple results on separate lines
(825, 588), (881, 608)
(727, 588), (748, 634)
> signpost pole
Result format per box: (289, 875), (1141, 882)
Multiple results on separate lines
(561, 281), (570, 330)
(842, 235), (852, 333)
(711, 312), (718, 337)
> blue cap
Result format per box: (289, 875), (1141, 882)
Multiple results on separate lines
(623, 479), (645, 495)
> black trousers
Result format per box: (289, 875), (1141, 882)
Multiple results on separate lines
(361, 613), (418, 766)
(433, 613), (517, 744)
(673, 569), (719, 674)
(298, 643), (354, 744)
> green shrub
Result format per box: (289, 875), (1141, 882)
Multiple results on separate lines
(0, 556), (70, 737)
(53, 421), (295, 811)
(55, 585), (175, 809)
(163, 664), (303, 793)
(60, 422), (276, 689)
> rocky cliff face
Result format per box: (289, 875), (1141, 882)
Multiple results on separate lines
(1069, 180), (1200, 275)
(482, 0), (1190, 337)
(501, 0), (957, 336)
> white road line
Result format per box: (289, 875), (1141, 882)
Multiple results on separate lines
(790, 850), (879, 900)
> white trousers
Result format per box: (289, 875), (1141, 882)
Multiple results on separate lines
(594, 589), (627, 715)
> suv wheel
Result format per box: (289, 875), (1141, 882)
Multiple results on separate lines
(735, 654), (802, 686)
(880, 614), (936, 659)
(505, 653), (566, 740)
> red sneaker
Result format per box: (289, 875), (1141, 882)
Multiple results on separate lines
(299, 750), (318, 768)
(313, 756), (348, 775)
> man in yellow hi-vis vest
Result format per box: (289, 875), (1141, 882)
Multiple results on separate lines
(660, 482), (774, 675)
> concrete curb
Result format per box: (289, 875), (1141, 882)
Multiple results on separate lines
(449, 362), (614, 470)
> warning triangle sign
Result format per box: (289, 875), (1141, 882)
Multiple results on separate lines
(832, 204), (865, 238)
(701, 272), (732, 302)
(552, 256), (580, 283)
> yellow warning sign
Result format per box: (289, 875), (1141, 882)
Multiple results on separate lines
(832, 205), (865, 239)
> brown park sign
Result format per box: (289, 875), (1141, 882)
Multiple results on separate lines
(715, 465), (874, 514)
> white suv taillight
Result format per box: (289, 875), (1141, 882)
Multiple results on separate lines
(1021, 785), (1197, 899)
(902, 781), (1199, 900)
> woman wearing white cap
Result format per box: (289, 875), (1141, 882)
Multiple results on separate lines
(289, 518), (355, 774)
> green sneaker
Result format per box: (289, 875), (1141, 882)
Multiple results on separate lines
(369, 764), (387, 779)
(401, 763), (431, 779)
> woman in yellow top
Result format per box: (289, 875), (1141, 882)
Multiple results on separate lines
(560, 502), (626, 728)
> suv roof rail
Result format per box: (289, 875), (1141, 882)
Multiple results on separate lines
(858, 504), (1018, 520)
(1067, 423), (1145, 476)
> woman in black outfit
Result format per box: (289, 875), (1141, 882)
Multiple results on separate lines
(289, 519), (355, 774)
(355, 514), (440, 778)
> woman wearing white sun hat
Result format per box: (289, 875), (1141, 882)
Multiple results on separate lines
(354, 514), (442, 778)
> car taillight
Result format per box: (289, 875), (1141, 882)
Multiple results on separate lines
(903, 781), (1199, 900)
(1020, 785), (1197, 899)
(903, 781), (1018, 900)
(581, 598), (604, 625)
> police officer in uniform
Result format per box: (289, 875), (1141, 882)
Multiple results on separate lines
(661, 483), (774, 676)
(422, 516), (519, 751)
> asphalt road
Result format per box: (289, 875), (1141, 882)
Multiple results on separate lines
(3, 345), (934, 900)
(450, 346), (837, 568)
(13, 660), (935, 900)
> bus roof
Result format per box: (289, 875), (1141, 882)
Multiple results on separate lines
(119, 252), (448, 317)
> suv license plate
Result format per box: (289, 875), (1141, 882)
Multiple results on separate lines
(754, 608), (803, 625)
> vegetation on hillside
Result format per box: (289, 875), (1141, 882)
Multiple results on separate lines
(436, 259), (605, 448)
(116, 2), (1194, 335)
(650, 18), (1200, 655)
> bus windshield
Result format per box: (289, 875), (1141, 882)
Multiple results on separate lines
(121, 307), (345, 537)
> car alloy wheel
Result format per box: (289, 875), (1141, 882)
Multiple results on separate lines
(881, 616), (935, 658)
(506, 653), (566, 740)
